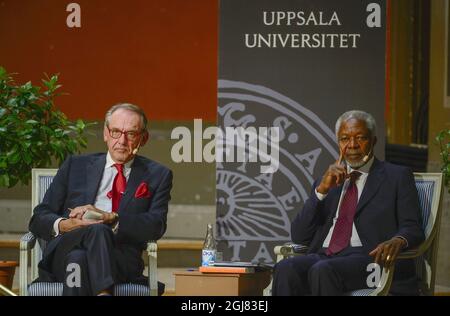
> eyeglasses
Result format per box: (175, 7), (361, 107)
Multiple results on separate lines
(107, 127), (141, 141)
(338, 135), (370, 145)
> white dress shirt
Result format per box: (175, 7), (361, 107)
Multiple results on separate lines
(316, 157), (374, 248)
(52, 152), (133, 236)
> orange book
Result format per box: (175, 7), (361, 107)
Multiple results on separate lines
(199, 266), (255, 274)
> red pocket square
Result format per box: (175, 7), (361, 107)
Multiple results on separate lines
(135, 182), (151, 198)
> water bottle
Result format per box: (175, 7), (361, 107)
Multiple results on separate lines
(202, 223), (217, 266)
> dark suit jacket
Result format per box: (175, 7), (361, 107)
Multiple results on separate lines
(29, 153), (173, 281)
(291, 159), (425, 293)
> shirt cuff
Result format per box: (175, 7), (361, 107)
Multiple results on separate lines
(315, 188), (327, 201)
(52, 218), (65, 237)
(394, 235), (409, 248)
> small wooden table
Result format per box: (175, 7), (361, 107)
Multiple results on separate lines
(174, 269), (271, 296)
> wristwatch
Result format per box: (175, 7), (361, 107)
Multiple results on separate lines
(112, 212), (119, 225)
(112, 213), (120, 233)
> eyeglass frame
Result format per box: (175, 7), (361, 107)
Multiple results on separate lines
(106, 126), (145, 141)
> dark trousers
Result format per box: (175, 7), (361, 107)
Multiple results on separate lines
(50, 224), (118, 296)
(38, 223), (167, 296)
(272, 248), (373, 296)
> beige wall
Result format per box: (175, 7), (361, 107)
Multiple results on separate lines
(0, 122), (216, 205)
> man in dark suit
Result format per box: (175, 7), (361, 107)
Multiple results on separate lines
(29, 103), (173, 296)
(272, 110), (424, 296)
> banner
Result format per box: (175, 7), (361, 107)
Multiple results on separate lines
(217, 0), (387, 263)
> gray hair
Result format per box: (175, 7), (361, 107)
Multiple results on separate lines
(335, 110), (377, 138)
(105, 103), (148, 131)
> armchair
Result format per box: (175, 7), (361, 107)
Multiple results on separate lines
(19, 168), (159, 296)
(273, 172), (444, 296)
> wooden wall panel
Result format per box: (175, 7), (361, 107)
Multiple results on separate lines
(0, 0), (218, 121)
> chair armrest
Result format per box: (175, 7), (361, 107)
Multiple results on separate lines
(146, 241), (158, 296)
(369, 248), (420, 296)
(19, 232), (37, 296)
(20, 232), (37, 251)
(274, 243), (309, 262)
(397, 249), (420, 260)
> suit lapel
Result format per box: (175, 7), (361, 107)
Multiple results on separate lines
(86, 154), (106, 204)
(355, 158), (386, 215)
(318, 185), (343, 242)
(328, 186), (343, 219)
(119, 156), (149, 213)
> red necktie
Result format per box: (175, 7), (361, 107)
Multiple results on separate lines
(326, 171), (361, 256)
(112, 164), (126, 212)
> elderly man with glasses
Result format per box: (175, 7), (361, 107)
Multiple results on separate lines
(29, 103), (173, 296)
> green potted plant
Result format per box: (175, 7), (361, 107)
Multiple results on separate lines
(436, 128), (450, 193)
(0, 66), (94, 188)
